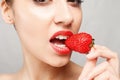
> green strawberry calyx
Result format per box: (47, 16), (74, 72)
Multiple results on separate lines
(89, 39), (95, 49)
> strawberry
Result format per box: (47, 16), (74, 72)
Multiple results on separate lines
(65, 32), (94, 54)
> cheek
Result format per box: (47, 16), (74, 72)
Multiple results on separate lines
(14, 5), (54, 36)
(13, 5), (55, 54)
(72, 9), (82, 33)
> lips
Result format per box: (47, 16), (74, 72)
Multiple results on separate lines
(50, 31), (73, 55)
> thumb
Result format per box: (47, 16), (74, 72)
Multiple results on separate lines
(79, 51), (97, 80)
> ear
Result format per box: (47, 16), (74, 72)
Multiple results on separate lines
(0, 0), (14, 24)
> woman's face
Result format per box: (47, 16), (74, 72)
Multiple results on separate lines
(11, 0), (82, 67)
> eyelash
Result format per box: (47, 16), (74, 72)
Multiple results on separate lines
(33, 0), (84, 6)
(68, 0), (83, 4)
(34, 0), (51, 3)
(68, 0), (84, 6)
(33, 0), (52, 6)
(78, 0), (84, 4)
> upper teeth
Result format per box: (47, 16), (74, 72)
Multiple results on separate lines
(56, 35), (68, 40)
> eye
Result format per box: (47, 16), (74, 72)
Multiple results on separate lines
(33, 0), (52, 5)
(34, 0), (49, 3)
(68, 0), (84, 6)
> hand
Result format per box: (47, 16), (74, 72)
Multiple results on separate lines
(78, 45), (120, 80)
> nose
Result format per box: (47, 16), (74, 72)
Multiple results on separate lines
(54, 2), (73, 26)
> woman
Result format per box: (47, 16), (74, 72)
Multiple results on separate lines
(0, 0), (119, 80)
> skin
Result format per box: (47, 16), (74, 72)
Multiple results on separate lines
(0, 0), (120, 80)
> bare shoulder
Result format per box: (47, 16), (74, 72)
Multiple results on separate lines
(0, 74), (15, 80)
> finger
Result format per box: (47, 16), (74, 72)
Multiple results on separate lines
(94, 70), (119, 80)
(94, 71), (109, 80)
(78, 58), (97, 80)
(86, 61), (118, 80)
(87, 45), (117, 59)
(86, 61), (109, 80)
(96, 45), (120, 75)
(87, 45), (119, 75)
(108, 55), (120, 77)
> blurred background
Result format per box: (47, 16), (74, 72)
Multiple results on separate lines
(0, 0), (120, 73)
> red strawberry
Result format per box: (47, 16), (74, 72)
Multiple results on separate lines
(65, 32), (94, 54)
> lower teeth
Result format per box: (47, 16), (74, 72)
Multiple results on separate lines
(54, 43), (66, 48)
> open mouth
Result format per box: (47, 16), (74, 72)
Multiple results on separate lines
(50, 35), (68, 48)
(49, 31), (73, 55)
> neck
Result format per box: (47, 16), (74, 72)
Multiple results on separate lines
(18, 51), (72, 80)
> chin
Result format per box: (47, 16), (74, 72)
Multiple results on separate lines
(48, 58), (70, 68)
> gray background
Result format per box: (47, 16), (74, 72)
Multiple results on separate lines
(0, 0), (120, 73)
